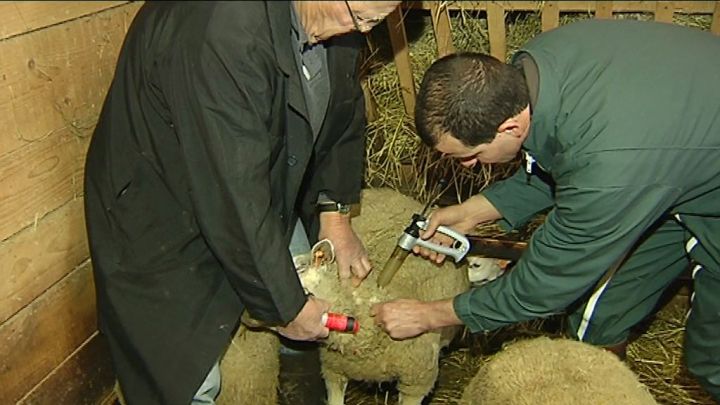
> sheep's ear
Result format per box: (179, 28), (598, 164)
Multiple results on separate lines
(311, 239), (336, 266)
(292, 252), (312, 270)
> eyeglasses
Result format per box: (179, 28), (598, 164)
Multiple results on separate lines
(343, 1), (386, 33)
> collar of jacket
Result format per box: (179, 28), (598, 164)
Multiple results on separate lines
(266, 2), (361, 135)
(267, 1), (311, 122)
(513, 49), (562, 175)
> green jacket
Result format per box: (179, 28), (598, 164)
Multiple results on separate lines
(454, 19), (720, 332)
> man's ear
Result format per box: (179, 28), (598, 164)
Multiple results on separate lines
(496, 117), (522, 138)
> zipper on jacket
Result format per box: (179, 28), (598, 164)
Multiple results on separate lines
(524, 151), (535, 183)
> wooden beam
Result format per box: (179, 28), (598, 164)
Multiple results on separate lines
(430, 2), (456, 57)
(654, 1), (675, 23)
(487, 2), (507, 61)
(0, 1), (129, 41)
(0, 199), (88, 323)
(410, 1), (716, 13)
(17, 332), (115, 405)
(541, 1), (560, 32)
(595, 1), (615, 18)
(711, 1), (720, 35)
(0, 262), (97, 404)
(385, 7), (416, 116)
(361, 79), (378, 122)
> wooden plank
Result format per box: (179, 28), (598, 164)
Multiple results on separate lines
(596, 1), (615, 18)
(361, 79), (378, 122)
(0, 128), (87, 243)
(0, 3), (141, 158)
(0, 4), (142, 242)
(385, 7), (416, 116)
(541, 1), (560, 32)
(430, 2), (455, 58)
(18, 332), (115, 405)
(0, 262), (97, 404)
(411, 1), (715, 13)
(0, 1), (129, 41)
(0, 199), (88, 324)
(712, 1), (720, 35)
(487, 2), (507, 61)
(655, 1), (675, 22)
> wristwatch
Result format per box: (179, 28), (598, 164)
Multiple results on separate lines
(317, 201), (352, 215)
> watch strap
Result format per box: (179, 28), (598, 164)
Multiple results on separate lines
(317, 201), (351, 214)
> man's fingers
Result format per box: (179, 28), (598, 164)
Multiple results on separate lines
(361, 256), (372, 274)
(421, 214), (438, 239)
(352, 257), (371, 279)
(337, 261), (352, 279)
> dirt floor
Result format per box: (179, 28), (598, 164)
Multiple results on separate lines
(342, 285), (715, 405)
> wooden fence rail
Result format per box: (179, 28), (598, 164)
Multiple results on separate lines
(384, 1), (720, 116)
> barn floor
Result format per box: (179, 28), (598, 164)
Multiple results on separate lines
(338, 285), (715, 405)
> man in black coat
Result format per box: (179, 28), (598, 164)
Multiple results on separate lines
(83, 2), (399, 404)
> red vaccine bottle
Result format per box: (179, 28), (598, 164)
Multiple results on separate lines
(322, 312), (359, 334)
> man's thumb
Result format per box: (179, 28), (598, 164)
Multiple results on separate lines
(421, 216), (440, 239)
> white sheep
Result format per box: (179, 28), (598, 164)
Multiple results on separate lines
(459, 337), (657, 405)
(300, 188), (470, 405)
(218, 188), (470, 405)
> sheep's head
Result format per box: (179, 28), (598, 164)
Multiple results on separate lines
(296, 239), (339, 296)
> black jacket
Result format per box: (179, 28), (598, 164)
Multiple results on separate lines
(83, 2), (366, 403)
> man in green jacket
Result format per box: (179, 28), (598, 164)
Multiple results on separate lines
(371, 19), (720, 400)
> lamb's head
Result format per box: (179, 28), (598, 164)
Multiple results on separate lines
(295, 239), (342, 298)
(295, 240), (399, 351)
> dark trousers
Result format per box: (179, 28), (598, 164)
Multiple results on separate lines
(566, 217), (720, 400)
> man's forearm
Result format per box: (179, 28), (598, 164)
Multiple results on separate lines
(425, 299), (464, 330)
(464, 194), (503, 224)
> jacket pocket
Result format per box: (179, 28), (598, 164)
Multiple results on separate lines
(109, 161), (196, 272)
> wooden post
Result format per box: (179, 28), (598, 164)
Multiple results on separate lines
(541, 1), (560, 32)
(430, 2), (455, 57)
(361, 80), (378, 122)
(595, 1), (614, 19)
(486, 1), (506, 61)
(711, 1), (720, 35)
(386, 7), (416, 116)
(654, 1), (675, 23)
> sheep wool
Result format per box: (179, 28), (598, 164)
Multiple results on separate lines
(459, 337), (658, 405)
(218, 188), (470, 405)
(216, 325), (280, 405)
(307, 188), (471, 405)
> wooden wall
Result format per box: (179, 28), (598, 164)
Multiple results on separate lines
(0, 2), (142, 404)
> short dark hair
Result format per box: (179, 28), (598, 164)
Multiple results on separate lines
(415, 53), (529, 147)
